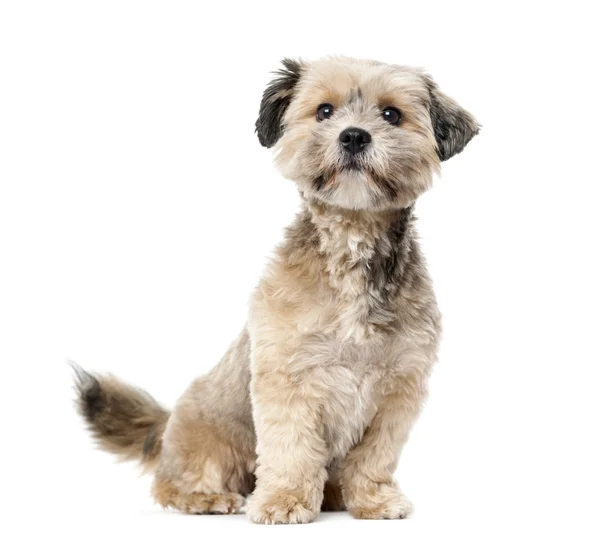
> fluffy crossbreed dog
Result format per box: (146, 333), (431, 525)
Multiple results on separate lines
(73, 56), (478, 524)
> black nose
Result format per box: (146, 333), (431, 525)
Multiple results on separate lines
(339, 127), (372, 155)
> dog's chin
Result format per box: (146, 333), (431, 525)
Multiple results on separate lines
(314, 169), (378, 211)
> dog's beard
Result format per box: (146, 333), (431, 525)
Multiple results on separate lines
(312, 159), (398, 209)
(314, 169), (374, 209)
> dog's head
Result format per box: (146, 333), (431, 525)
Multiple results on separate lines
(256, 57), (479, 211)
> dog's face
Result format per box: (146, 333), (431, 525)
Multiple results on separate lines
(256, 57), (479, 211)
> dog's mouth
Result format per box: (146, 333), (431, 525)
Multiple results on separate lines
(339, 156), (363, 172)
(312, 159), (365, 189)
(313, 166), (360, 191)
(312, 165), (397, 201)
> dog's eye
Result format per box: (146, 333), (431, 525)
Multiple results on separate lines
(382, 107), (402, 126)
(316, 104), (334, 122)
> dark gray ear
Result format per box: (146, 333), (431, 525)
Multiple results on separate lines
(255, 58), (304, 148)
(424, 75), (480, 161)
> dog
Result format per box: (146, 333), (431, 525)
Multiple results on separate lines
(72, 56), (479, 524)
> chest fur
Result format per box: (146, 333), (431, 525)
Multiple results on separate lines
(279, 205), (414, 343)
(297, 351), (388, 462)
(249, 204), (429, 460)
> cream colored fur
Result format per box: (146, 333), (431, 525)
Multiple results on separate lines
(73, 56), (478, 524)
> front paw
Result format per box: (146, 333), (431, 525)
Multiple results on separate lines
(348, 485), (413, 520)
(247, 490), (318, 525)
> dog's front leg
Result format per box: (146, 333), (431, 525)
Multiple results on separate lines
(341, 370), (428, 519)
(247, 359), (328, 524)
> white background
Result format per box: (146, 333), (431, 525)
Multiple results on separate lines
(1, 1), (599, 542)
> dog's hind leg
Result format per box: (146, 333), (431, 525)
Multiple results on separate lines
(151, 416), (255, 515)
(152, 369), (257, 515)
(152, 477), (246, 514)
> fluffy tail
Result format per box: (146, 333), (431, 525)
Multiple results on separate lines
(71, 363), (170, 471)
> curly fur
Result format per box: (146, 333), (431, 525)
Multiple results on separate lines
(73, 56), (478, 524)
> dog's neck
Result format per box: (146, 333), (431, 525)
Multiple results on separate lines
(304, 199), (415, 297)
(278, 198), (418, 339)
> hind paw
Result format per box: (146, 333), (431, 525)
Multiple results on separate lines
(185, 492), (245, 514)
